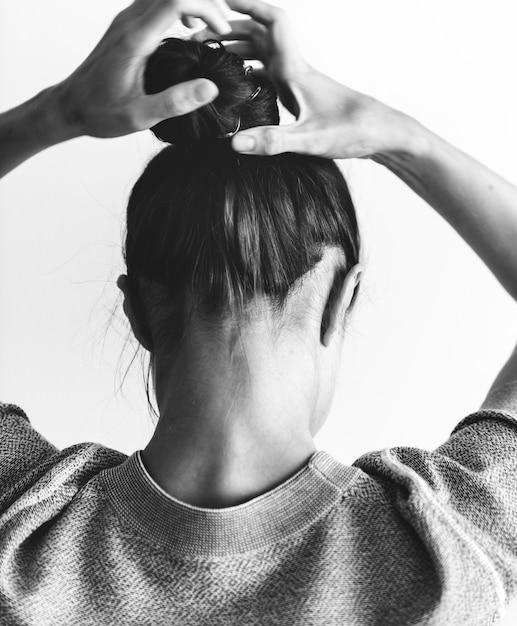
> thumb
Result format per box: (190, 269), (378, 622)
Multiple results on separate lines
(140, 79), (219, 127)
(231, 124), (316, 156)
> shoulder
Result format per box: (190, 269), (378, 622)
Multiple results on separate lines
(352, 405), (517, 615)
(0, 401), (127, 512)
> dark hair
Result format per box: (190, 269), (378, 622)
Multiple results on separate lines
(144, 38), (279, 144)
(123, 38), (360, 356)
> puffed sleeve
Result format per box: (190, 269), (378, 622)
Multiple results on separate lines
(0, 402), (58, 494)
(354, 382), (517, 620)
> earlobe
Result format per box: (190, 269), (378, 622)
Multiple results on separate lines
(117, 274), (154, 353)
(117, 274), (130, 318)
(117, 274), (128, 294)
(321, 264), (362, 348)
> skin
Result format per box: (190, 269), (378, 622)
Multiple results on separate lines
(0, 0), (231, 178)
(120, 247), (361, 508)
(2, 0), (517, 508)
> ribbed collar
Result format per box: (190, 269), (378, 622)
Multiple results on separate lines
(101, 449), (360, 557)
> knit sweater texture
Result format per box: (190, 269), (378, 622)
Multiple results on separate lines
(1, 382), (517, 625)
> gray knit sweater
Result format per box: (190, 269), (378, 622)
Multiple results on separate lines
(1, 383), (517, 625)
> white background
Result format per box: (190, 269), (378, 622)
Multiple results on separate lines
(1, 1), (517, 622)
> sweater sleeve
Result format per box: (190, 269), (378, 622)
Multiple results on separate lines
(0, 402), (58, 492)
(353, 382), (517, 612)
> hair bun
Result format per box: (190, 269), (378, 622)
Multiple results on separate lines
(144, 38), (279, 145)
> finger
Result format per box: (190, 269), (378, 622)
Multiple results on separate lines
(226, 0), (284, 26)
(192, 18), (262, 42)
(140, 78), (219, 126)
(178, 0), (232, 35)
(232, 125), (313, 156)
(182, 15), (199, 28)
(212, 0), (232, 17)
(134, 0), (231, 51)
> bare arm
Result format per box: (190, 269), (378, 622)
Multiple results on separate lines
(207, 0), (517, 306)
(0, 0), (232, 179)
(373, 127), (517, 303)
(0, 88), (74, 179)
(196, 0), (517, 397)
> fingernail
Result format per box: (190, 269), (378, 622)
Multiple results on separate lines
(216, 21), (232, 35)
(233, 134), (256, 152)
(194, 80), (218, 103)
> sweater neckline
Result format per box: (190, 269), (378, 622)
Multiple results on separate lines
(101, 449), (361, 557)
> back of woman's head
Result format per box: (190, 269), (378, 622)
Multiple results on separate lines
(123, 38), (361, 344)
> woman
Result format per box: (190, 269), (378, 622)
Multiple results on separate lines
(1, 0), (517, 624)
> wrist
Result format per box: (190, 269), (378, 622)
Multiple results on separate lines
(43, 82), (84, 143)
(20, 85), (82, 152)
(371, 108), (433, 166)
(0, 86), (82, 178)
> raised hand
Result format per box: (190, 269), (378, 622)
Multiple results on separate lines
(55, 0), (232, 139)
(195, 0), (415, 159)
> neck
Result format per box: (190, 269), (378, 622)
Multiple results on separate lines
(142, 322), (319, 508)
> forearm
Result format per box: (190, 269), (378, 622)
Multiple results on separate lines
(374, 120), (517, 302)
(0, 85), (77, 179)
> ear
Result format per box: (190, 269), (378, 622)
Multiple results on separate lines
(321, 264), (362, 348)
(117, 274), (154, 352)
